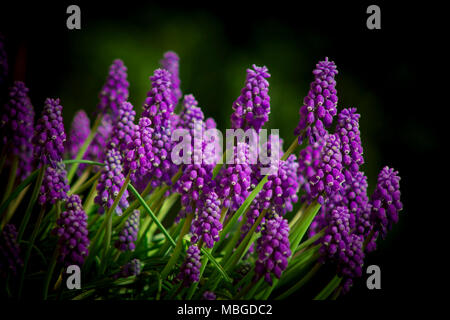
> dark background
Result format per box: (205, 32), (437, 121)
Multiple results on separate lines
(0, 1), (442, 301)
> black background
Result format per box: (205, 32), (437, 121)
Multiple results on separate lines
(0, 0), (444, 304)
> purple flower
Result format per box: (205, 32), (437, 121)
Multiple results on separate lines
(179, 94), (205, 132)
(143, 68), (174, 126)
(175, 164), (212, 222)
(33, 98), (66, 166)
(114, 258), (141, 279)
(109, 101), (136, 155)
(160, 51), (182, 106)
(39, 163), (70, 205)
(52, 195), (89, 267)
(0, 224), (23, 277)
(370, 166), (403, 238)
(97, 59), (129, 118)
(294, 58), (338, 144)
(255, 214), (291, 285)
(0, 81), (35, 180)
(319, 206), (364, 289)
(68, 110), (90, 159)
(191, 191), (223, 248)
(124, 117), (154, 182)
(216, 142), (252, 211)
(205, 117), (217, 130)
(231, 65), (271, 133)
(336, 108), (363, 173)
(202, 291), (216, 300)
(177, 245), (202, 286)
(298, 134), (345, 205)
(115, 209), (140, 252)
(95, 147), (129, 215)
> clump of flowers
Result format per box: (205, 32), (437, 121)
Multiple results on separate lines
(0, 52), (404, 301)
(0, 81), (35, 180)
(52, 195), (90, 267)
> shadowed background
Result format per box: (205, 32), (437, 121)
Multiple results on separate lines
(0, 1), (438, 300)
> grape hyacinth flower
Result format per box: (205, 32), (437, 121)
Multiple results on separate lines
(177, 245), (202, 286)
(95, 147), (129, 215)
(217, 142), (253, 211)
(67, 110), (90, 159)
(124, 117), (154, 182)
(294, 58), (338, 144)
(0, 81), (35, 180)
(143, 68), (174, 126)
(39, 163), (70, 205)
(160, 51), (182, 106)
(115, 209), (140, 252)
(108, 101), (136, 154)
(336, 108), (364, 173)
(202, 291), (216, 300)
(370, 166), (403, 238)
(319, 206), (364, 291)
(52, 195), (89, 267)
(231, 65), (271, 133)
(0, 224), (23, 277)
(299, 133), (345, 205)
(255, 214), (291, 285)
(178, 94), (205, 133)
(114, 258), (142, 279)
(33, 98), (66, 166)
(175, 164), (212, 222)
(191, 191), (223, 248)
(97, 59), (129, 118)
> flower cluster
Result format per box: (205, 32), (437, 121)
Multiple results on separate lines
(177, 245), (202, 286)
(255, 214), (291, 285)
(319, 206), (364, 289)
(294, 57), (338, 144)
(300, 133), (345, 205)
(0, 224), (23, 277)
(231, 65), (271, 133)
(370, 166), (403, 238)
(39, 163), (70, 205)
(108, 101), (136, 154)
(160, 51), (182, 106)
(0, 81), (35, 180)
(191, 191), (223, 248)
(68, 110), (90, 159)
(202, 291), (216, 300)
(217, 142), (252, 211)
(83, 114), (113, 170)
(114, 258), (142, 279)
(178, 94), (204, 133)
(52, 195), (90, 267)
(336, 108), (363, 173)
(33, 98), (66, 165)
(143, 68), (174, 126)
(97, 59), (129, 118)
(95, 147), (129, 215)
(115, 209), (140, 252)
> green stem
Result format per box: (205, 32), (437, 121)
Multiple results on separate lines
(100, 173), (130, 273)
(43, 246), (59, 300)
(69, 170), (100, 196)
(2, 156), (18, 204)
(17, 166), (46, 242)
(0, 169), (38, 223)
(314, 275), (342, 300)
(18, 206), (46, 298)
(160, 212), (194, 279)
(67, 115), (102, 184)
(276, 262), (321, 300)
